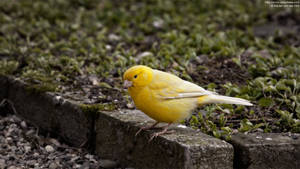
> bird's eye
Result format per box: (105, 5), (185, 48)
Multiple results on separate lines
(134, 75), (138, 78)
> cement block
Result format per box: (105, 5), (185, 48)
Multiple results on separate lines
(95, 109), (234, 169)
(5, 77), (93, 147)
(230, 133), (300, 169)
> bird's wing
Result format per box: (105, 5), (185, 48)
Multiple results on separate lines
(149, 70), (214, 100)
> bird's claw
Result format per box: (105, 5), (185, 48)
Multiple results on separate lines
(135, 126), (155, 136)
(135, 122), (160, 137)
(149, 133), (159, 142)
(135, 128), (144, 136)
(148, 130), (175, 142)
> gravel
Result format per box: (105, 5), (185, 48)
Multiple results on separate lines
(0, 109), (130, 169)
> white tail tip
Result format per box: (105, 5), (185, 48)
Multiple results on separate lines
(203, 95), (253, 106)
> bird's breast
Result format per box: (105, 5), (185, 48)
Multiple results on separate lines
(129, 87), (198, 123)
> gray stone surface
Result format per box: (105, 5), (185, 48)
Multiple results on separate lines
(95, 109), (234, 169)
(2, 76), (93, 147)
(230, 133), (300, 169)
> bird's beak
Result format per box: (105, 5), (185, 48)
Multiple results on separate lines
(123, 80), (133, 89)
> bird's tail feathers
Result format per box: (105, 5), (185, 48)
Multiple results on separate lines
(199, 95), (253, 106)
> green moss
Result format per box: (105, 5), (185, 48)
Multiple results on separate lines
(80, 103), (116, 114)
(25, 83), (58, 94)
(0, 60), (19, 75)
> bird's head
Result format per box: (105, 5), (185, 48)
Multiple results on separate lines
(123, 65), (153, 89)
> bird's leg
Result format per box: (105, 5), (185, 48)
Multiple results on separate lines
(149, 123), (174, 142)
(135, 121), (159, 136)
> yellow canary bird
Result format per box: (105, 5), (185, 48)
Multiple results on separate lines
(123, 65), (252, 140)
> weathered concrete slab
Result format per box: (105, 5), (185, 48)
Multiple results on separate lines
(230, 133), (300, 169)
(95, 109), (234, 169)
(2, 76), (93, 147)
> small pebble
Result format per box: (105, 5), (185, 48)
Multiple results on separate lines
(108, 34), (120, 41)
(0, 159), (6, 168)
(6, 137), (13, 144)
(49, 162), (58, 169)
(25, 129), (35, 135)
(20, 121), (27, 128)
(11, 115), (22, 123)
(73, 164), (81, 168)
(84, 154), (93, 159)
(152, 19), (164, 28)
(45, 145), (55, 153)
(126, 103), (135, 109)
(256, 135), (263, 139)
(24, 145), (31, 152)
(26, 160), (36, 167)
(105, 45), (112, 50)
(49, 138), (61, 147)
(177, 124), (187, 128)
(255, 128), (263, 133)
(99, 159), (118, 169)
(70, 156), (80, 162)
(33, 152), (39, 157)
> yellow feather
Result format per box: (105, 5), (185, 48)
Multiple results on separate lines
(123, 65), (252, 123)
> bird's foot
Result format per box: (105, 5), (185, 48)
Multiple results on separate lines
(135, 126), (148, 136)
(135, 122), (159, 136)
(148, 123), (174, 142)
(148, 130), (175, 142)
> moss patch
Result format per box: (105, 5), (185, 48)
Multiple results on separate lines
(80, 103), (116, 114)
